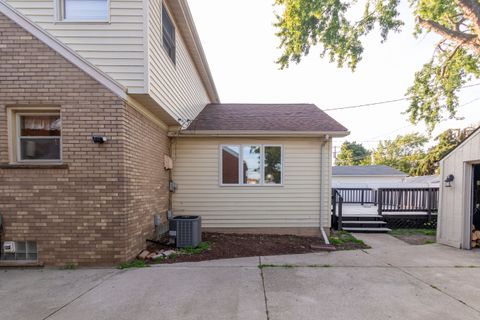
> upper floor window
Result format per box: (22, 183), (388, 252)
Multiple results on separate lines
(62, 0), (109, 21)
(162, 3), (176, 64)
(221, 145), (283, 186)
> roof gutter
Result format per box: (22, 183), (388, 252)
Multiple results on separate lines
(168, 130), (350, 138)
(319, 136), (328, 240)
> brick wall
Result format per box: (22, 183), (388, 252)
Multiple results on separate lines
(0, 13), (170, 266)
(122, 106), (170, 260)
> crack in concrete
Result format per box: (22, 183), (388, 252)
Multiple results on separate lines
(259, 257), (270, 320)
(388, 263), (480, 315)
(41, 270), (121, 320)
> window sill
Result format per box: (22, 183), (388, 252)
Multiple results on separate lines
(0, 163), (68, 169)
(54, 20), (111, 24)
(219, 184), (284, 187)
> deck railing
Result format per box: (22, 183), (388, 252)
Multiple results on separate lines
(377, 188), (438, 218)
(331, 187), (440, 228)
(331, 189), (344, 230)
(334, 188), (376, 205)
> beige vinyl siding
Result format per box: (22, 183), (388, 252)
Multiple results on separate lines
(147, 0), (210, 122)
(172, 137), (332, 229)
(438, 130), (480, 248)
(6, 0), (146, 92)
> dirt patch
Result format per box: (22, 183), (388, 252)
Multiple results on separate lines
(147, 232), (366, 264)
(390, 229), (436, 245)
(393, 234), (436, 245)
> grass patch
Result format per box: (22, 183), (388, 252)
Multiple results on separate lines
(64, 262), (77, 270)
(151, 242), (212, 265)
(179, 242), (212, 255)
(153, 255), (166, 263)
(329, 231), (366, 246)
(258, 264), (334, 269)
(454, 265), (479, 268)
(118, 259), (148, 269)
(258, 264), (295, 269)
(390, 229), (436, 236)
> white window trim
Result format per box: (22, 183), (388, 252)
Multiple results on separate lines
(8, 108), (63, 164)
(219, 144), (284, 187)
(54, 0), (111, 23)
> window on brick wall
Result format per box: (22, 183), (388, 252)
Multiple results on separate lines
(61, 0), (109, 21)
(8, 109), (62, 163)
(1, 241), (38, 261)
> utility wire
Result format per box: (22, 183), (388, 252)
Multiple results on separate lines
(323, 82), (480, 112)
(333, 94), (480, 147)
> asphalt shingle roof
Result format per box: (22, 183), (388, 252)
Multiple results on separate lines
(187, 103), (348, 132)
(332, 165), (407, 176)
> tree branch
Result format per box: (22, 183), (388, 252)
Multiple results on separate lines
(418, 17), (480, 54)
(455, 0), (480, 35)
(441, 44), (462, 77)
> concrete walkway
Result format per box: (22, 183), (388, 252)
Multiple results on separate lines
(1, 234), (480, 320)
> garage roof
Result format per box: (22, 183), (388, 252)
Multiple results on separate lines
(332, 165), (408, 176)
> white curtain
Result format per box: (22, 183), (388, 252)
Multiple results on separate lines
(64, 0), (109, 20)
(22, 117), (61, 132)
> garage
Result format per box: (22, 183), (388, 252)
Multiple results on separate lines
(438, 128), (480, 249)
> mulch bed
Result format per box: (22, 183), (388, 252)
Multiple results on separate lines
(147, 232), (362, 264)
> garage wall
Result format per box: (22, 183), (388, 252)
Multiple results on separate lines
(438, 129), (480, 248)
(172, 137), (332, 229)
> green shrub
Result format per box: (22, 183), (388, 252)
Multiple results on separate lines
(118, 259), (148, 269)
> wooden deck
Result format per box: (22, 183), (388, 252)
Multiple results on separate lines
(342, 204), (433, 216)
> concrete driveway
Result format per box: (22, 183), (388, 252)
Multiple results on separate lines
(1, 234), (480, 320)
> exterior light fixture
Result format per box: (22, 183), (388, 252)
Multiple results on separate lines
(444, 174), (454, 187)
(92, 135), (108, 144)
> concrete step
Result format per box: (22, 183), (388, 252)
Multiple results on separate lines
(341, 215), (383, 221)
(342, 227), (391, 233)
(342, 221), (387, 225)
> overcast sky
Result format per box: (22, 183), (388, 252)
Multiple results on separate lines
(188, 0), (480, 151)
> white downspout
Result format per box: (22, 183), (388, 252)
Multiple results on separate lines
(320, 135), (330, 244)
